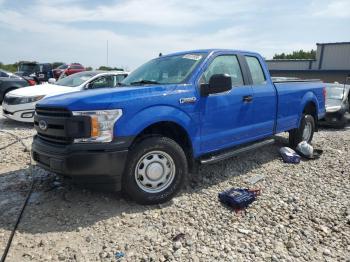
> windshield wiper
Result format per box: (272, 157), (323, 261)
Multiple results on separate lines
(130, 79), (160, 85)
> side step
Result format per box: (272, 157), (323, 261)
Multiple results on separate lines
(200, 138), (275, 165)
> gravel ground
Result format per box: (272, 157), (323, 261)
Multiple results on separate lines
(0, 106), (349, 262)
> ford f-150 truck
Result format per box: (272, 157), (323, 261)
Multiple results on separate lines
(32, 49), (326, 204)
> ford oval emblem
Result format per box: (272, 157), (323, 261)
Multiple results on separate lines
(38, 120), (48, 131)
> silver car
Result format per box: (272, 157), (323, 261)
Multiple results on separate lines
(321, 83), (350, 127)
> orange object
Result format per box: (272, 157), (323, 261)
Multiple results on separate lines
(91, 116), (100, 137)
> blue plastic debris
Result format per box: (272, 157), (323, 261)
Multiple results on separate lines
(115, 251), (125, 260)
(218, 188), (260, 210)
(279, 147), (301, 164)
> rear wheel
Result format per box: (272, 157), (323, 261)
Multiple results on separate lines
(289, 114), (315, 148)
(122, 137), (187, 205)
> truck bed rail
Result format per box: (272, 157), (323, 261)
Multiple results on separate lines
(272, 78), (322, 83)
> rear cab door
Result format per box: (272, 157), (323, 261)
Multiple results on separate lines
(241, 54), (277, 139)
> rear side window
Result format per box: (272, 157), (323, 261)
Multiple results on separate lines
(0, 71), (8, 77)
(245, 56), (266, 85)
(202, 55), (244, 86)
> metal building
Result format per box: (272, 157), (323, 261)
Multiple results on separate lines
(266, 42), (350, 83)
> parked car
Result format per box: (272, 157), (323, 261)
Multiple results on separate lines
(15, 62), (54, 83)
(319, 83), (350, 127)
(53, 63), (85, 79)
(0, 69), (22, 78)
(52, 64), (68, 79)
(31, 49), (326, 205)
(0, 74), (36, 103)
(2, 71), (128, 123)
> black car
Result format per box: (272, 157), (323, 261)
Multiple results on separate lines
(0, 69), (21, 78)
(320, 83), (350, 128)
(0, 72), (36, 103)
(15, 62), (54, 83)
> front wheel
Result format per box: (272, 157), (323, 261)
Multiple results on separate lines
(122, 137), (187, 205)
(289, 114), (315, 148)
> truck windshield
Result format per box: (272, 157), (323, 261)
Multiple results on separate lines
(122, 53), (206, 85)
(326, 85), (344, 100)
(19, 64), (38, 74)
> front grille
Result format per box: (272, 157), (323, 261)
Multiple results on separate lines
(36, 106), (71, 117)
(33, 121), (64, 130)
(34, 106), (90, 145)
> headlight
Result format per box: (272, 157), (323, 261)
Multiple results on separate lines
(9, 95), (45, 104)
(72, 109), (122, 143)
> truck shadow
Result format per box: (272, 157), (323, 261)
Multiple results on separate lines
(0, 117), (34, 131)
(0, 137), (287, 235)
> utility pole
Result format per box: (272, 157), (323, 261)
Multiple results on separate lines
(106, 40), (109, 67)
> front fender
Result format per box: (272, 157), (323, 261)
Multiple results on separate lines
(115, 105), (200, 153)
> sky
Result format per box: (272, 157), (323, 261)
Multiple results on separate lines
(0, 0), (349, 70)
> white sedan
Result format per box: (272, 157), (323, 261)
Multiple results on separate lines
(2, 71), (128, 123)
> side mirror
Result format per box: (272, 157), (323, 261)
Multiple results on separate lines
(48, 78), (56, 84)
(200, 74), (232, 96)
(85, 82), (91, 89)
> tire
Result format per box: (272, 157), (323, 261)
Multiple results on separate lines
(336, 115), (347, 129)
(122, 137), (187, 205)
(289, 114), (315, 148)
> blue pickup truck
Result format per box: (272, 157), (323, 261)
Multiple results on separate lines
(32, 49), (326, 204)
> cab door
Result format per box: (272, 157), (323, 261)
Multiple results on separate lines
(199, 54), (254, 153)
(244, 55), (277, 139)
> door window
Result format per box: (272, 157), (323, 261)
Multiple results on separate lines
(115, 74), (127, 85)
(89, 76), (114, 89)
(245, 56), (266, 85)
(201, 55), (244, 86)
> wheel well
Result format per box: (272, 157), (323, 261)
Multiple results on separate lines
(132, 121), (194, 170)
(303, 102), (318, 130)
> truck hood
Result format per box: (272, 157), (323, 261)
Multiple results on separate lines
(8, 83), (78, 97)
(36, 84), (178, 111)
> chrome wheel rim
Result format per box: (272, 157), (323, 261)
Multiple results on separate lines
(302, 121), (312, 141)
(135, 151), (175, 193)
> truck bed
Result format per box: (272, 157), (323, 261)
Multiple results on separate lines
(273, 80), (326, 133)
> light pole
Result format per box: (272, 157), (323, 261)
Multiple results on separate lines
(106, 40), (109, 67)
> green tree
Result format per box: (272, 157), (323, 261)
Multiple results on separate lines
(273, 49), (316, 59)
(0, 62), (18, 72)
(98, 66), (124, 71)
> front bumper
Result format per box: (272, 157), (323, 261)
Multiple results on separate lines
(2, 102), (35, 123)
(32, 136), (133, 191)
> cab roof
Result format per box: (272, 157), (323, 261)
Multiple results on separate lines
(160, 49), (261, 58)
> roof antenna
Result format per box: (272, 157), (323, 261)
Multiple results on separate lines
(159, 53), (162, 57)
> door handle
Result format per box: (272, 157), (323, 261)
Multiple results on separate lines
(243, 95), (253, 103)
